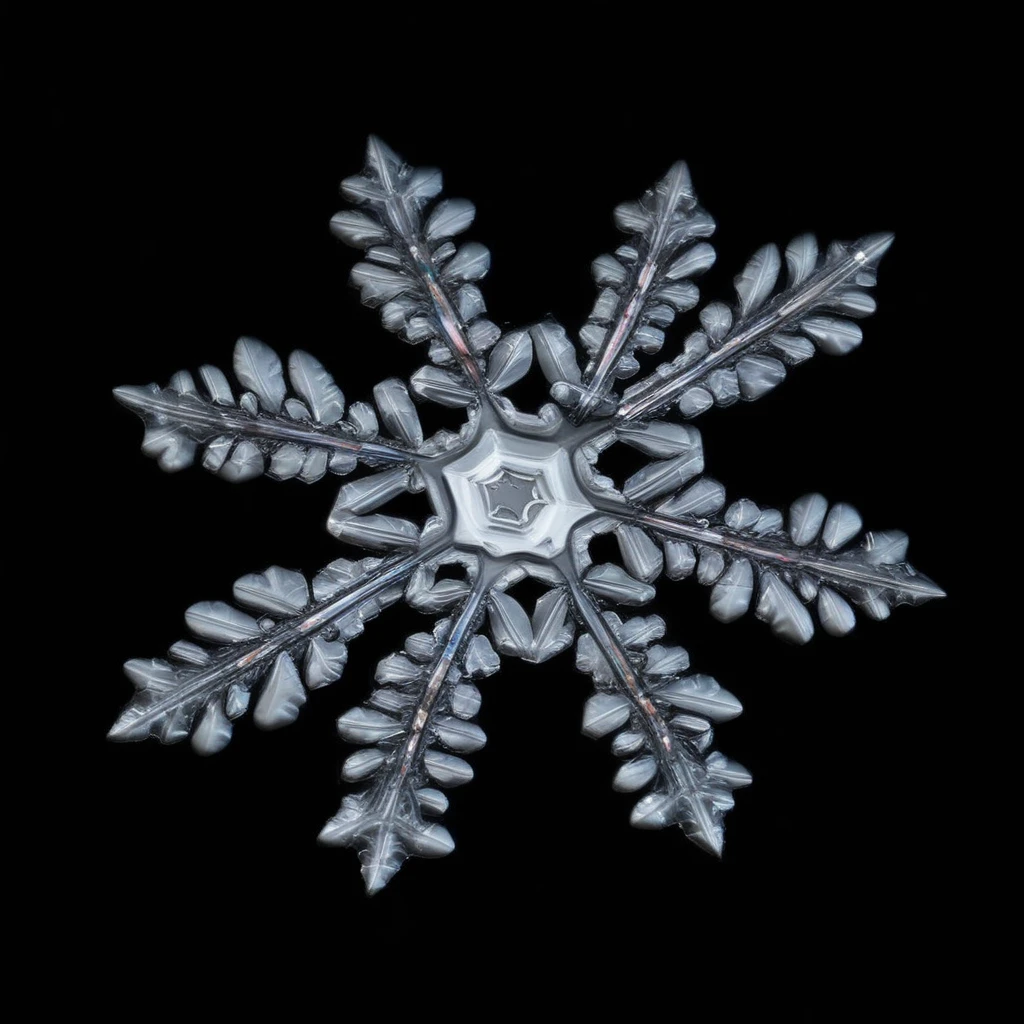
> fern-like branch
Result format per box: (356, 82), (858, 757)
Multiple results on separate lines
(108, 544), (443, 750)
(593, 486), (944, 643)
(615, 232), (893, 423)
(320, 568), (496, 893)
(565, 567), (748, 855)
(334, 137), (499, 399)
(569, 162), (715, 422)
(115, 337), (423, 482)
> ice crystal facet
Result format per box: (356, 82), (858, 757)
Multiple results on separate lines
(111, 137), (944, 893)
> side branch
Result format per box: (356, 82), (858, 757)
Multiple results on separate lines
(632, 508), (945, 602)
(115, 386), (419, 466)
(319, 564), (498, 893)
(382, 191), (487, 394)
(571, 161), (714, 423)
(115, 337), (428, 483)
(378, 573), (490, 819)
(337, 137), (501, 406)
(616, 233), (893, 424)
(109, 542), (444, 744)
(588, 486), (943, 643)
(564, 568), (723, 851)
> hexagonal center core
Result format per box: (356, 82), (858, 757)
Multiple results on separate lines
(483, 469), (546, 527)
(442, 428), (595, 559)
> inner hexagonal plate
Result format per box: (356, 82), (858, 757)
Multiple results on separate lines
(442, 428), (595, 558)
(482, 469), (546, 527)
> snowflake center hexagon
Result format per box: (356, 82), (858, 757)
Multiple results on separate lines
(482, 469), (545, 527)
(442, 428), (595, 559)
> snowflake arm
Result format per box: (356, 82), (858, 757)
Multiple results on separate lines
(108, 545), (439, 750)
(567, 571), (749, 854)
(333, 136), (499, 401)
(599, 488), (944, 641)
(615, 232), (894, 424)
(320, 563), (497, 893)
(568, 162), (716, 422)
(581, 421), (943, 640)
(115, 338), (424, 482)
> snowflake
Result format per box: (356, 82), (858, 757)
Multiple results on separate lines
(111, 137), (944, 894)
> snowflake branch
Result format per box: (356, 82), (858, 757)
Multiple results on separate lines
(569, 162), (715, 422)
(335, 137), (500, 402)
(378, 573), (488, 810)
(592, 488), (943, 643)
(616, 233), (893, 423)
(109, 542), (445, 747)
(115, 385), (418, 467)
(116, 338), (425, 483)
(320, 565), (497, 893)
(638, 508), (943, 599)
(378, 191), (485, 392)
(573, 161), (716, 417)
(564, 566), (742, 855)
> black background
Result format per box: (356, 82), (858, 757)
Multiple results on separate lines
(45, 22), (975, 1005)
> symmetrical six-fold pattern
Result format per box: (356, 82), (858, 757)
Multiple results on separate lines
(112, 138), (943, 893)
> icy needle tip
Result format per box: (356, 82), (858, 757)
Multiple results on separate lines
(107, 717), (133, 742)
(689, 826), (724, 859)
(856, 232), (895, 263)
(112, 385), (150, 412)
(917, 575), (947, 601)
